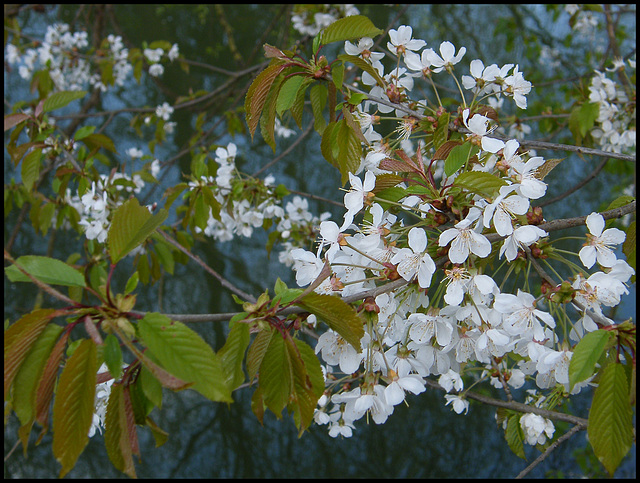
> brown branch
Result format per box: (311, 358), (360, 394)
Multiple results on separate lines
(152, 201), (635, 324)
(252, 120), (315, 177)
(342, 82), (636, 163)
(156, 229), (257, 304)
(515, 424), (584, 479)
(424, 378), (588, 428)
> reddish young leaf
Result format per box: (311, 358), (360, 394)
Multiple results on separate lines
(4, 308), (60, 401)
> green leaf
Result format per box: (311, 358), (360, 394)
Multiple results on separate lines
(331, 62), (345, 91)
(622, 221), (635, 273)
(258, 331), (291, 417)
(285, 337), (321, 435)
(319, 15), (383, 45)
(139, 366), (163, 410)
(104, 384), (137, 478)
(337, 54), (385, 87)
(52, 339), (97, 478)
(218, 322), (251, 390)
(568, 329), (613, 390)
(587, 363), (633, 476)
(247, 328), (274, 382)
(577, 102), (600, 137)
(42, 90), (87, 113)
(290, 77), (312, 128)
(320, 121), (339, 168)
(505, 414), (526, 459)
(276, 75), (304, 117)
(73, 125), (96, 141)
(444, 142), (478, 177)
(336, 119), (363, 184)
(138, 313), (232, 402)
(310, 83), (328, 135)
(108, 198), (168, 264)
(104, 334), (123, 381)
(21, 147), (42, 192)
(453, 171), (507, 198)
(433, 112), (450, 150)
(297, 292), (364, 352)
(5, 255), (86, 287)
(81, 132), (118, 154)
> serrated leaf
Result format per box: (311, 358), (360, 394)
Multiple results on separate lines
(453, 171), (507, 198)
(5, 308), (60, 401)
(337, 54), (385, 88)
(290, 77), (312, 128)
(139, 366), (163, 410)
(260, 72), (286, 152)
(537, 158), (564, 180)
(276, 75), (304, 117)
(247, 327), (275, 382)
(444, 142), (477, 177)
(138, 313), (232, 402)
(81, 132), (117, 153)
(218, 322), (251, 390)
(52, 339), (97, 478)
(5, 255), (86, 287)
(297, 292), (363, 352)
(506, 414), (526, 459)
(73, 125), (96, 141)
(336, 119), (362, 184)
(331, 61), (345, 90)
(319, 15), (383, 45)
(35, 331), (69, 429)
(587, 363), (633, 476)
(108, 198), (168, 264)
(433, 112), (450, 149)
(104, 333), (123, 380)
(21, 147), (41, 192)
(258, 331), (291, 417)
(245, 62), (286, 139)
(4, 112), (30, 132)
(42, 90), (87, 113)
(104, 384), (137, 478)
(569, 329), (612, 390)
(320, 121), (339, 169)
(285, 336), (320, 435)
(578, 102), (600, 137)
(12, 324), (64, 432)
(433, 139), (462, 161)
(310, 83), (328, 135)
(622, 221), (635, 273)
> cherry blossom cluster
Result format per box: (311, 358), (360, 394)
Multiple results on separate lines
(281, 28), (634, 440)
(299, 175), (632, 439)
(187, 143), (332, 255)
(588, 61), (636, 154)
(65, 159), (156, 245)
(5, 23), (179, 92)
(291, 4), (360, 37)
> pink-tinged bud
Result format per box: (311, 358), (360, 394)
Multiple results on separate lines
(362, 296), (380, 313)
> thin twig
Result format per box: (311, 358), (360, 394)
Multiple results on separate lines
(156, 229), (257, 303)
(152, 201), (635, 324)
(515, 424), (584, 479)
(423, 378), (589, 428)
(538, 157), (609, 207)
